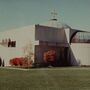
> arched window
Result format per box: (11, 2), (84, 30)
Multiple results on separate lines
(71, 32), (90, 43)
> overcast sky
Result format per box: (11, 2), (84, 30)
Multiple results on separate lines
(0, 0), (90, 31)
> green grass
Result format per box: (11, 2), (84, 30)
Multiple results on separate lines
(0, 67), (90, 90)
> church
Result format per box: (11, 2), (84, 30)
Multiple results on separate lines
(0, 13), (90, 67)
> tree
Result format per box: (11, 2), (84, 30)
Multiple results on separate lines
(23, 42), (34, 66)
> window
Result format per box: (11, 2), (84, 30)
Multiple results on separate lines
(8, 41), (16, 47)
(1, 38), (16, 47)
(72, 32), (90, 43)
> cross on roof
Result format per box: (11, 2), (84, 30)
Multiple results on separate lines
(51, 9), (58, 21)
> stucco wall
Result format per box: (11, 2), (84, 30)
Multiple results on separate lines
(71, 43), (90, 66)
(0, 25), (38, 66)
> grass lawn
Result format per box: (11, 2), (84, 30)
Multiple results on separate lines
(0, 67), (90, 90)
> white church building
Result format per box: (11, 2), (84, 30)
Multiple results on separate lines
(0, 19), (90, 67)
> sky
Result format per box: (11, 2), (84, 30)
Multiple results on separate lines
(0, 0), (90, 31)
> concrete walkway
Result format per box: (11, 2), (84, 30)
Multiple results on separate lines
(1, 66), (90, 71)
(0, 67), (30, 71)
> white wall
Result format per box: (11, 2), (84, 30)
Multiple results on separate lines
(0, 25), (39, 66)
(0, 46), (23, 66)
(71, 43), (90, 66)
(65, 28), (70, 43)
(0, 25), (35, 47)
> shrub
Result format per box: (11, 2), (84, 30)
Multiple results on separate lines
(9, 57), (33, 67)
(0, 57), (2, 66)
(2, 60), (5, 67)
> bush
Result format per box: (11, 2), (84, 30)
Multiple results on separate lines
(0, 57), (2, 66)
(9, 57), (33, 67)
(2, 60), (5, 67)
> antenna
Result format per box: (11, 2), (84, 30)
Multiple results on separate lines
(51, 9), (57, 21)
